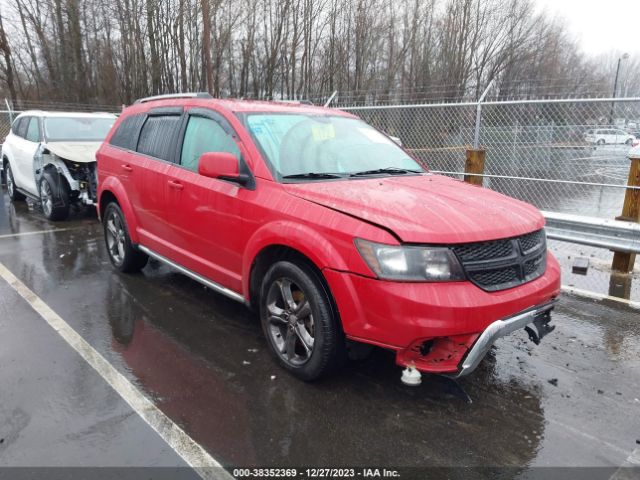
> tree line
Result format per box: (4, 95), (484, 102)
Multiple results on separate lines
(0, 0), (638, 109)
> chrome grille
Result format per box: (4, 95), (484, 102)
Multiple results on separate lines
(452, 229), (547, 292)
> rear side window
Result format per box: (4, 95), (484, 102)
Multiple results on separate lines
(25, 117), (40, 142)
(137, 115), (182, 162)
(180, 116), (240, 172)
(109, 114), (145, 150)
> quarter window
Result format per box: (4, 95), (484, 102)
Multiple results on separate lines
(110, 114), (145, 150)
(137, 115), (182, 162)
(180, 116), (240, 172)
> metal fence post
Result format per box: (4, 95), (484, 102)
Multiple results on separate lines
(611, 150), (640, 273)
(472, 80), (494, 150)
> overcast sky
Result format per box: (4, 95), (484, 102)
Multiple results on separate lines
(534, 0), (639, 56)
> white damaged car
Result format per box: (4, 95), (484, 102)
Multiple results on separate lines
(2, 111), (116, 220)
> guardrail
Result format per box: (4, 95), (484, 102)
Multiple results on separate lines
(543, 211), (640, 254)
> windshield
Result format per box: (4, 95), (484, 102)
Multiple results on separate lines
(44, 116), (116, 142)
(242, 113), (423, 180)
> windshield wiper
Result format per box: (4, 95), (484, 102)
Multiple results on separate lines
(282, 172), (344, 180)
(349, 167), (422, 177)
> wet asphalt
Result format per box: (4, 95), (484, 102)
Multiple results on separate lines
(0, 190), (639, 478)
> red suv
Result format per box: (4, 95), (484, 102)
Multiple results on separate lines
(97, 93), (560, 382)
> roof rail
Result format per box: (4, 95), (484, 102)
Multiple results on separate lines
(275, 99), (315, 106)
(134, 92), (213, 104)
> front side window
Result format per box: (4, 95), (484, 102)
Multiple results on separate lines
(25, 117), (40, 142)
(44, 116), (115, 142)
(137, 115), (182, 162)
(242, 113), (422, 181)
(180, 116), (240, 172)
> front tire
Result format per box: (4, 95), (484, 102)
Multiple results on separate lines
(5, 164), (25, 201)
(39, 175), (70, 221)
(596, 139), (605, 145)
(103, 202), (148, 273)
(260, 260), (345, 381)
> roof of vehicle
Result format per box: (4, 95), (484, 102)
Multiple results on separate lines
(15, 110), (117, 119)
(125, 97), (356, 118)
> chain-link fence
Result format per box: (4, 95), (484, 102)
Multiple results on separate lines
(0, 110), (18, 141)
(342, 97), (640, 219)
(342, 98), (640, 301)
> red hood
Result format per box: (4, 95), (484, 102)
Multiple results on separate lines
(283, 174), (545, 243)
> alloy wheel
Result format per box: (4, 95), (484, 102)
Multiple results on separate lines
(7, 168), (14, 197)
(266, 278), (315, 366)
(40, 180), (53, 217)
(105, 210), (126, 266)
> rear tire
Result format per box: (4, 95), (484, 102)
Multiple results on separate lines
(103, 202), (148, 273)
(625, 138), (633, 145)
(39, 175), (70, 221)
(596, 139), (605, 145)
(5, 164), (25, 201)
(259, 260), (345, 381)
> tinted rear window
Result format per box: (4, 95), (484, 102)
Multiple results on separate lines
(109, 114), (145, 150)
(136, 115), (182, 162)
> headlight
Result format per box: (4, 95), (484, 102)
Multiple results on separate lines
(355, 239), (465, 282)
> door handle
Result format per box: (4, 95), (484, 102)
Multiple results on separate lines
(121, 164), (133, 172)
(168, 180), (184, 190)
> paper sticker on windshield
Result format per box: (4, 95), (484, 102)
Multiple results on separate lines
(311, 124), (335, 142)
(357, 127), (393, 144)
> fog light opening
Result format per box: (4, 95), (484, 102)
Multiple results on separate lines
(420, 339), (434, 356)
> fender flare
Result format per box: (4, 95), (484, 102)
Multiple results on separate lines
(241, 220), (349, 298)
(98, 177), (141, 244)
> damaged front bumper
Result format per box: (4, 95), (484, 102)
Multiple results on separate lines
(451, 299), (557, 378)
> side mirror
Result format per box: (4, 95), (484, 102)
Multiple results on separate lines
(198, 151), (250, 186)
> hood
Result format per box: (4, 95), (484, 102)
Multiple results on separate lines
(45, 142), (102, 163)
(283, 174), (545, 244)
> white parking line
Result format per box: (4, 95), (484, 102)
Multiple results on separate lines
(609, 448), (640, 479)
(0, 228), (78, 240)
(0, 262), (233, 480)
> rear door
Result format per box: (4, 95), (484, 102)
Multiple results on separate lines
(132, 108), (184, 257)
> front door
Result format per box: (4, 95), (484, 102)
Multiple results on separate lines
(164, 108), (250, 293)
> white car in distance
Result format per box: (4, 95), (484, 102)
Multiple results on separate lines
(2, 111), (116, 220)
(584, 128), (635, 146)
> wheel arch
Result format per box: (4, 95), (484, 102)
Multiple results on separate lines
(244, 221), (349, 308)
(247, 243), (347, 339)
(98, 177), (140, 243)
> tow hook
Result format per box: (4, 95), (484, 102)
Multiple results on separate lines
(401, 365), (422, 386)
(524, 311), (555, 345)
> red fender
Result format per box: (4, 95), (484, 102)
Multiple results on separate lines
(241, 220), (350, 300)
